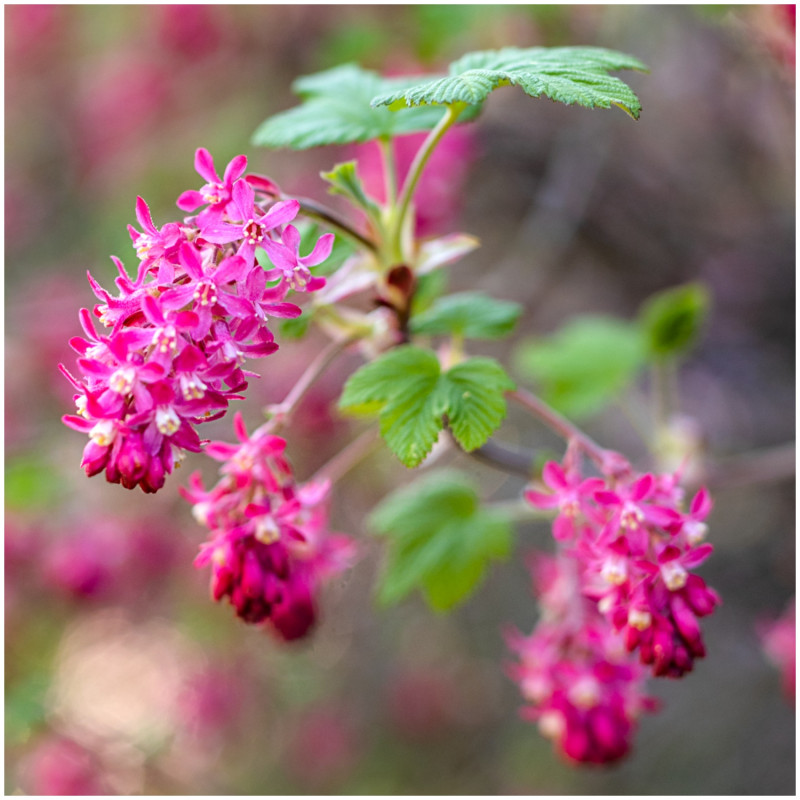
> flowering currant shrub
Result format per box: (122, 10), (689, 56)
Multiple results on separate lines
(61, 46), (722, 765)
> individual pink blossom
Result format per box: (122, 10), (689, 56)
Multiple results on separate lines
(182, 413), (355, 640)
(177, 147), (248, 225)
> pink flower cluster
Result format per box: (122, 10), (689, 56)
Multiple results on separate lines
(181, 413), (355, 641)
(61, 148), (332, 493)
(508, 554), (656, 764)
(510, 450), (719, 762)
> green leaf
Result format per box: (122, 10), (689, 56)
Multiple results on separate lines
(252, 64), (450, 149)
(638, 283), (711, 359)
(321, 161), (381, 217)
(370, 471), (513, 610)
(5, 457), (65, 511)
(339, 346), (515, 467)
(371, 46), (647, 119)
(410, 291), (522, 340)
(514, 315), (647, 419)
(280, 312), (312, 340)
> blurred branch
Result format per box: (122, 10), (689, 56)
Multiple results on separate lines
(462, 436), (536, 478)
(703, 441), (795, 490)
(311, 428), (382, 486)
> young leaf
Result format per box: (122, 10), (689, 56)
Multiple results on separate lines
(513, 315), (647, 419)
(371, 46), (647, 119)
(370, 471), (513, 611)
(252, 64), (450, 149)
(638, 283), (710, 359)
(410, 291), (522, 340)
(338, 346), (515, 467)
(320, 161), (381, 217)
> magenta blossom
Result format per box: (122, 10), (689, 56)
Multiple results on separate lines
(183, 413), (356, 640)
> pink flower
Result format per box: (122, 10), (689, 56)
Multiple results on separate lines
(200, 178), (300, 270)
(61, 148), (332, 493)
(183, 413), (356, 640)
(508, 554), (656, 764)
(760, 598), (795, 703)
(177, 147), (248, 224)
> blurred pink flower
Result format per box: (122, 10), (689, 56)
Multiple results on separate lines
(17, 735), (108, 796)
(154, 5), (224, 59)
(386, 668), (459, 740)
(285, 707), (359, 790)
(176, 664), (249, 742)
(760, 598), (796, 703)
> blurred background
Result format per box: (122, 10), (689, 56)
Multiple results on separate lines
(5, 4), (795, 795)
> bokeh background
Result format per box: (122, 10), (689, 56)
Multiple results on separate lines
(5, 4), (795, 795)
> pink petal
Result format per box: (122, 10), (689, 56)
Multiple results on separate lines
(177, 189), (206, 212)
(194, 148), (219, 183)
(223, 154), (247, 185)
(300, 232), (334, 267)
(595, 490), (621, 507)
(542, 461), (568, 490)
(200, 222), (242, 245)
(524, 489), (559, 509)
(233, 411), (249, 442)
(178, 242), (205, 279)
(682, 543), (713, 569)
(135, 196), (156, 234)
(261, 199), (300, 230)
(690, 487), (713, 518)
(630, 473), (654, 502)
(260, 239), (296, 271)
(232, 178), (255, 221)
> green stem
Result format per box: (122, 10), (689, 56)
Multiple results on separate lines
(390, 105), (462, 260)
(651, 357), (678, 432)
(257, 334), (358, 435)
(379, 136), (398, 208)
(509, 387), (610, 469)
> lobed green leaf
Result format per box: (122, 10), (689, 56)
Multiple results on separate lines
(513, 315), (647, 419)
(338, 346), (515, 467)
(370, 471), (513, 611)
(371, 45), (647, 119)
(410, 291), (522, 340)
(252, 64), (450, 149)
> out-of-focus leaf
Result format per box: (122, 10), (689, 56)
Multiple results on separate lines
(639, 283), (711, 358)
(410, 291), (522, 340)
(5, 457), (64, 511)
(320, 161), (381, 217)
(513, 315), (647, 419)
(372, 46), (647, 119)
(252, 64), (450, 149)
(370, 471), (513, 611)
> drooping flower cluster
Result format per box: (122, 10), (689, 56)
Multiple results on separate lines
(525, 454), (720, 679)
(61, 148), (333, 492)
(181, 413), (355, 641)
(509, 449), (719, 762)
(508, 554), (656, 764)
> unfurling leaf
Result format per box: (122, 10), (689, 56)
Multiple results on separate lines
(370, 471), (513, 610)
(638, 283), (711, 359)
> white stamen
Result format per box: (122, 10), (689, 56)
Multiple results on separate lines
(155, 406), (181, 436)
(89, 420), (117, 447)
